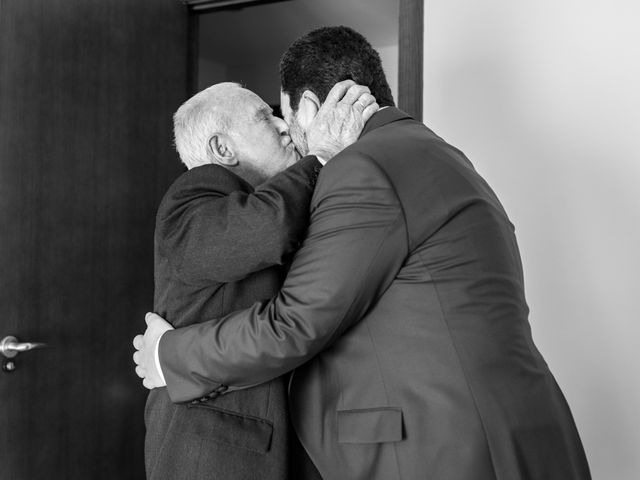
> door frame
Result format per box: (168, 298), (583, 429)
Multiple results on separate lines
(399, 0), (424, 120)
(186, 0), (425, 120)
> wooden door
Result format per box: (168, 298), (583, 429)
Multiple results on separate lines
(0, 1), (188, 478)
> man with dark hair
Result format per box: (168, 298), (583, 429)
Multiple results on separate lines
(135, 26), (591, 479)
(280, 26), (395, 109)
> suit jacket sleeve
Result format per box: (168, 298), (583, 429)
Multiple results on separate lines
(160, 153), (409, 402)
(158, 155), (320, 284)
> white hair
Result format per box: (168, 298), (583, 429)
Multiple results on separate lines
(173, 82), (242, 169)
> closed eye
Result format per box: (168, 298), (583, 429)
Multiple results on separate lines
(255, 107), (273, 123)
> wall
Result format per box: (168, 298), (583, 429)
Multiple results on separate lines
(424, 1), (640, 478)
(199, 42), (398, 107)
(198, 0), (399, 106)
(376, 44), (399, 106)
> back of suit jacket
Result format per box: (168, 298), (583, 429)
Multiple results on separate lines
(145, 157), (319, 480)
(287, 109), (591, 480)
(158, 109), (591, 480)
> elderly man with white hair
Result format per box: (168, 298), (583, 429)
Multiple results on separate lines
(142, 80), (377, 480)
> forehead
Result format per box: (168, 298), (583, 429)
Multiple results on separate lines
(237, 89), (270, 119)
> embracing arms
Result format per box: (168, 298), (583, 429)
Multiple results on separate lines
(158, 154), (408, 402)
(133, 80), (381, 392)
(158, 155), (321, 284)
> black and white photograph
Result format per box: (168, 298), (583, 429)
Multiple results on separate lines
(1, 0), (638, 479)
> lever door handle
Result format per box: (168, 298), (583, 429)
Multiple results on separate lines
(0, 336), (47, 359)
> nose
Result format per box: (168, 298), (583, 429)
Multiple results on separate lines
(274, 116), (289, 136)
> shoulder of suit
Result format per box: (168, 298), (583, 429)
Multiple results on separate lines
(162, 163), (250, 202)
(156, 164), (251, 220)
(171, 164), (249, 193)
(318, 149), (389, 187)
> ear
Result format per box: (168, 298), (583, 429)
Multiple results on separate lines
(297, 90), (321, 129)
(208, 134), (238, 167)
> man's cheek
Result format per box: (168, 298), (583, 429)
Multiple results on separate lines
(291, 126), (308, 155)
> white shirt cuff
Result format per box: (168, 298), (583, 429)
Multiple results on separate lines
(315, 154), (328, 165)
(154, 331), (167, 386)
(308, 153), (327, 165)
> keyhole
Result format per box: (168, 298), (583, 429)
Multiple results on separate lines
(2, 360), (16, 373)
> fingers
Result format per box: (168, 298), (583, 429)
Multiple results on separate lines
(340, 85), (371, 106)
(146, 311), (172, 330)
(134, 313), (163, 389)
(362, 101), (380, 123)
(133, 334), (143, 349)
(353, 93), (376, 113)
(145, 312), (157, 326)
(323, 79), (356, 106)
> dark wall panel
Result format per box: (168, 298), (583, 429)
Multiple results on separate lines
(399, 0), (424, 121)
(0, 1), (188, 478)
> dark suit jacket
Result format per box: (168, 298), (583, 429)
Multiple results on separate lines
(145, 156), (321, 480)
(158, 108), (592, 480)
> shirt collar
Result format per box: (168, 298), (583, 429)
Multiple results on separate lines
(360, 107), (413, 138)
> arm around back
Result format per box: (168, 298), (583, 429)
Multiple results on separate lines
(159, 153), (409, 403)
(157, 155), (321, 285)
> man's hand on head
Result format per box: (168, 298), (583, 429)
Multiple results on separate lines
(132, 312), (174, 389)
(307, 80), (379, 164)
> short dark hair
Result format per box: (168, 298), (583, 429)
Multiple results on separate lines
(280, 26), (395, 111)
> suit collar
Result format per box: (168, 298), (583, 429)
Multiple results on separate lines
(185, 163), (254, 193)
(361, 106), (413, 137)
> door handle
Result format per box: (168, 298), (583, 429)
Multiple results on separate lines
(0, 336), (47, 359)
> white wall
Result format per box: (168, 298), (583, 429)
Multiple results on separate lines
(377, 44), (399, 105)
(424, 1), (640, 478)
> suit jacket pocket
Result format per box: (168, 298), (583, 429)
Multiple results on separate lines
(185, 402), (273, 454)
(337, 407), (403, 444)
